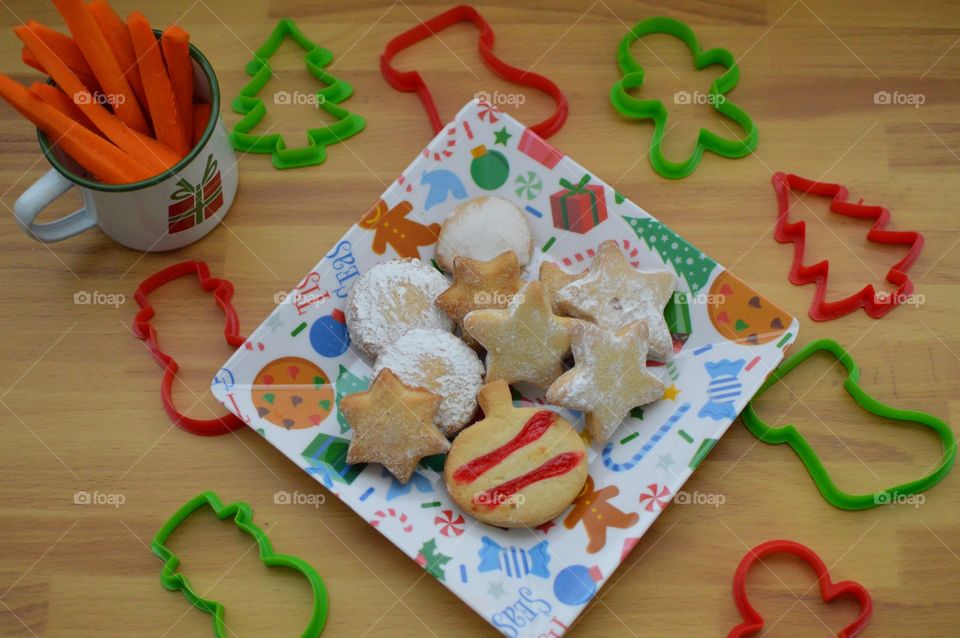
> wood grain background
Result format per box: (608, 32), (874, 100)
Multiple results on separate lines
(1, 0), (959, 636)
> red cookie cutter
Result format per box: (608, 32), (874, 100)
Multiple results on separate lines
(773, 171), (924, 321)
(729, 539), (872, 638)
(132, 261), (246, 436)
(380, 4), (568, 139)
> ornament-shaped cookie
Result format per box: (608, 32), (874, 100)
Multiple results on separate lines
(444, 380), (588, 527)
(340, 369), (449, 484)
(463, 281), (578, 389)
(546, 321), (665, 442)
(555, 240), (675, 360)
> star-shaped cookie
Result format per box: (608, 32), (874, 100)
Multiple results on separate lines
(340, 369), (450, 483)
(538, 261), (585, 314)
(463, 281), (577, 389)
(555, 240), (675, 360)
(546, 321), (665, 442)
(436, 251), (523, 346)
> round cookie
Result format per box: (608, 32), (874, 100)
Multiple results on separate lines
(435, 197), (533, 272)
(346, 258), (453, 358)
(251, 356), (334, 429)
(372, 329), (484, 437)
(707, 270), (790, 345)
(444, 380), (588, 528)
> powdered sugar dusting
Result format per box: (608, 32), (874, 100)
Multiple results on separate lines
(436, 197), (533, 271)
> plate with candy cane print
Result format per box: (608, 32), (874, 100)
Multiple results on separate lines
(212, 100), (799, 637)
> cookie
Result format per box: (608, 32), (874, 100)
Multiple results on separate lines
(538, 261), (585, 314)
(372, 328), (485, 436)
(444, 380), (588, 527)
(251, 357), (334, 429)
(345, 258), (453, 358)
(546, 321), (664, 442)
(555, 240), (675, 360)
(435, 251), (523, 346)
(435, 197), (533, 271)
(707, 270), (790, 345)
(340, 369), (450, 484)
(463, 281), (577, 389)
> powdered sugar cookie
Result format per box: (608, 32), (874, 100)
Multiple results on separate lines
(435, 197), (533, 271)
(346, 259), (453, 358)
(444, 380), (588, 527)
(539, 261), (585, 314)
(373, 329), (484, 436)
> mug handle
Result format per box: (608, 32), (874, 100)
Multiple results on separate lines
(14, 168), (96, 242)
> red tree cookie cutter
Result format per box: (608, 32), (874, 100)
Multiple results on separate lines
(132, 261), (246, 436)
(380, 4), (568, 139)
(729, 539), (873, 638)
(772, 171), (924, 321)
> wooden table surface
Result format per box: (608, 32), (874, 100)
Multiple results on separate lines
(2, 0), (959, 636)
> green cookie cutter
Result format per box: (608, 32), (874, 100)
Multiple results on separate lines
(230, 18), (365, 169)
(610, 16), (758, 180)
(742, 339), (957, 511)
(151, 491), (329, 637)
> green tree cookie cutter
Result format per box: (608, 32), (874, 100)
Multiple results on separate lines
(151, 491), (329, 637)
(609, 16), (758, 180)
(742, 339), (957, 511)
(230, 18), (365, 169)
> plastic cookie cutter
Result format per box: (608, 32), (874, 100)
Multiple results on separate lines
(152, 491), (328, 637)
(132, 261), (246, 436)
(742, 339), (956, 511)
(230, 18), (366, 169)
(610, 16), (758, 179)
(380, 4), (568, 139)
(772, 171), (925, 321)
(729, 539), (872, 638)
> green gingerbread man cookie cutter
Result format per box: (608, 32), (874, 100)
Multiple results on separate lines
(151, 491), (329, 637)
(230, 18), (365, 169)
(610, 16), (758, 179)
(742, 339), (956, 511)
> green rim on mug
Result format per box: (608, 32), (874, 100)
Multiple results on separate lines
(36, 31), (220, 193)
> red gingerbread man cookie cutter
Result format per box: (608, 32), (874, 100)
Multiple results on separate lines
(380, 4), (568, 139)
(772, 171), (924, 321)
(729, 539), (873, 638)
(132, 261), (246, 436)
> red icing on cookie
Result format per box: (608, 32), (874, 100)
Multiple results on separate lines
(452, 410), (556, 483)
(473, 451), (585, 509)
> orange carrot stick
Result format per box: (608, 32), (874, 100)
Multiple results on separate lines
(127, 12), (189, 156)
(29, 82), (94, 130)
(52, 0), (149, 134)
(87, 0), (147, 108)
(192, 102), (211, 146)
(22, 46), (99, 91)
(0, 73), (151, 184)
(16, 24), (180, 173)
(161, 25), (193, 144)
(23, 21), (93, 77)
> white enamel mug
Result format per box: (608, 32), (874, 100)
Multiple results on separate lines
(13, 38), (238, 251)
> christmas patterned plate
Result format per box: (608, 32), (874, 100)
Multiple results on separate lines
(211, 100), (799, 637)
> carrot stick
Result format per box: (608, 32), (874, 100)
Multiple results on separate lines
(127, 12), (189, 156)
(161, 25), (193, 145)
(0, 73), (151, 184)
(23, 21), (93, 77)
(192, 103), (211, 146)
(52, 0), (149, 134)
(87, 0), (147, 108)
(22, 47), (99, 91)
(29, 82), (94, 130)
(16, 24), (180, 173)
